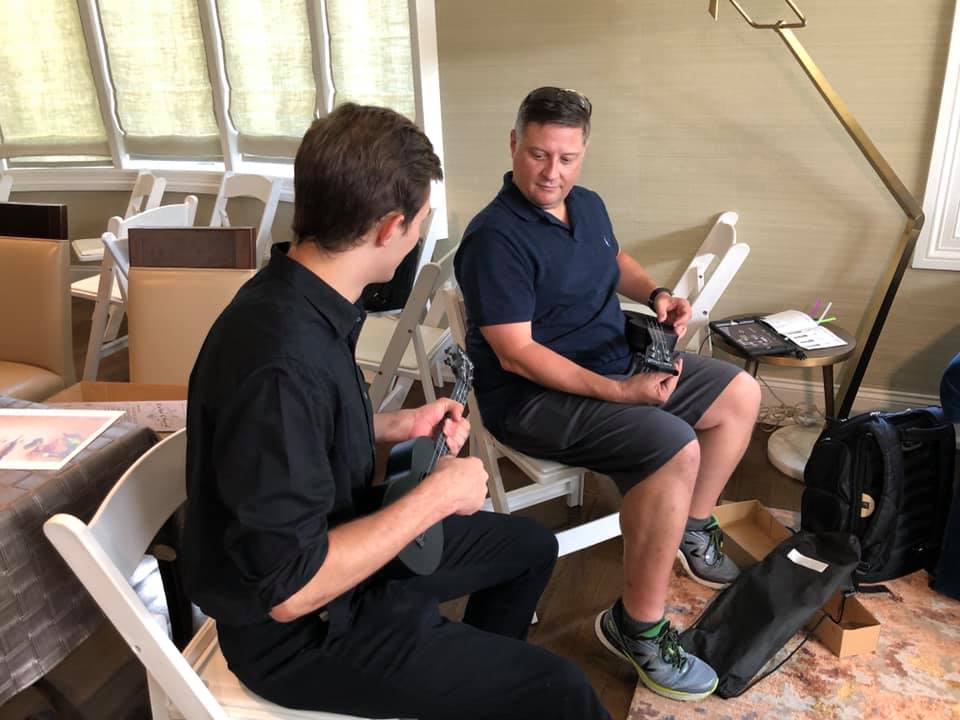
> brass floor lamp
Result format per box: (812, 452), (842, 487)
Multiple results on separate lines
(709, 0), (925, 420)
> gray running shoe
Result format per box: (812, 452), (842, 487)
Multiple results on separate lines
(595, 609), (718, 702)
(677, 516), (740, 589)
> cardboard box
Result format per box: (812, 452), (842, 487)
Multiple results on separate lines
(713, 500), (880, 657)
(47, 382), (187, 433)
(48, 381), (187, 403)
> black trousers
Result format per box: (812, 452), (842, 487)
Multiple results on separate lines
(218, 511), (611, 720)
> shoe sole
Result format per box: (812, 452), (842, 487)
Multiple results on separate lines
(594, 613), (718, 703)
(675, 549), (731, 590)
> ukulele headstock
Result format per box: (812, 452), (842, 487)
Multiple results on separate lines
(444, 345), (474, 388)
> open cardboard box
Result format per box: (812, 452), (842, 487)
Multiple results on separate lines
(713, 500), (880, 657)
(47, 381), (187, 433)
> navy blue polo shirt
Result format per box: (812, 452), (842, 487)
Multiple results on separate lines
(455, 172), (630, 432)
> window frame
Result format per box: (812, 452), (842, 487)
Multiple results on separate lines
(1, 0), (447, 253)
(914, 0), (960, 271)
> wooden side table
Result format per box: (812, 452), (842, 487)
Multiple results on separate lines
(711, 316), (857, 480)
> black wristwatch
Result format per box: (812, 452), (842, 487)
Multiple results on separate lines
(647, 286), (672, 310)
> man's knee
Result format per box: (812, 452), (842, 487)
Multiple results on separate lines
(505, 514), (560, 568)
(731, 371), (762, 419)
(667, 438), (700, 490)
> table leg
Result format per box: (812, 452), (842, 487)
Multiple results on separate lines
(822, 364), (835, 418)
(745, 359), (759, 377)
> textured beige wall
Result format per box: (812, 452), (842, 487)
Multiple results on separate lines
(436, 0), (960, 398)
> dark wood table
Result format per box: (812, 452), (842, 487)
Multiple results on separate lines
(0, 396), (157, 705)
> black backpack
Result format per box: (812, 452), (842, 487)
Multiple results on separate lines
(801, 407), (956, 584)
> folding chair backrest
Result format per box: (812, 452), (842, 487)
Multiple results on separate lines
(43, 431), (230, 720)
(124, 171), (167, 219)
(671, 211), (749, 350)
(0, 173), (12, 202)
(209, 172), (282, 264)
(366, 261), (442, 410)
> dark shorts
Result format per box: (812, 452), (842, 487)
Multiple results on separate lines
(492, 353), (742, 494)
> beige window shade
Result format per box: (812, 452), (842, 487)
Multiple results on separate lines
(0, 0), (109, 158)
(327, 0), (416, 121)
(216, 0), (316, 158)
(97, 0), (221, 158)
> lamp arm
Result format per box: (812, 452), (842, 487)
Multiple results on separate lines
(724, 0), (806, 29)
(713, 2), (925, 419)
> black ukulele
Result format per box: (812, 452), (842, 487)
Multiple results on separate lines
(381, 346), (474, 575)
(624, 310), (680, 375)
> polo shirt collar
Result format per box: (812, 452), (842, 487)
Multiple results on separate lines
(267, 243), (364, 339)
(497, 171), (585, 242)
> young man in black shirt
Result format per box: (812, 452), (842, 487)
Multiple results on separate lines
(182, 104), (611, 720)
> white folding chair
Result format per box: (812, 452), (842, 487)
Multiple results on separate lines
(443, 285), (622, 557)
(43, 430), (387, 720)
(356, 245), (455, 412)
(75, 197), (199, 380)
(0, 173), (12, 202)
(209, 172), (282, 266)
(72, 171), (167, 262)
(621, 211), (749, 353)
(440, 286), (585, 512)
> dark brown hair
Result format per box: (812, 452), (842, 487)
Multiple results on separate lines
(293, 103), (442, 252)
(515, 86), (592, 141)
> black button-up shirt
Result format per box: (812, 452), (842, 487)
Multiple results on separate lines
(182, 243), (377, 626)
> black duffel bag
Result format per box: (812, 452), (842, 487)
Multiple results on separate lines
(680, 531), (860, 698)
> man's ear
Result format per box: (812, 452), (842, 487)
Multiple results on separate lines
(509, 128), (518, 156)
(373, 211), (406, 248)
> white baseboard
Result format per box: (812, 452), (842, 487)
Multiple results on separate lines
(758, 374), (940, 416)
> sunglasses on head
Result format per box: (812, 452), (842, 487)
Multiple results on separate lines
(522, 87), (592, 117)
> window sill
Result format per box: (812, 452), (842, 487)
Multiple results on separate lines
(6, 165), (295, 203)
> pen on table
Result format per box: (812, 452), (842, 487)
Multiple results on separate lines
(816, 301), (832, 323)
(817, 316), (836, 325)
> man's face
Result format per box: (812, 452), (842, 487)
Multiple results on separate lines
(510, 122), (587, 211)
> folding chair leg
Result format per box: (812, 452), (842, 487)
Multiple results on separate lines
(478, 437), (510, 513)
(83, 299), (112, 381)
(103, 304), (124, 342)
(566, 472), (586, 508)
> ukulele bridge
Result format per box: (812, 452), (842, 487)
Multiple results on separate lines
(624, 311), (679, 375)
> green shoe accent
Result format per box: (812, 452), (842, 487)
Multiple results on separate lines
(638, 618), (668, 639)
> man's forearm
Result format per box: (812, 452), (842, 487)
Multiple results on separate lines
(499, 341), (623, 403)
(270, 480), (447, 622)
(372, 408), (414, 444)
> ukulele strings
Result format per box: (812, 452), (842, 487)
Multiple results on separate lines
(426, 362), (470, 474)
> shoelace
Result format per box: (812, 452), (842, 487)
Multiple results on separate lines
(656, 623), (686, 670)
(704, 523), (726, 568)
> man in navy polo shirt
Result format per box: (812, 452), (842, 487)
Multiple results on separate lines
(455, 87), (762, 703)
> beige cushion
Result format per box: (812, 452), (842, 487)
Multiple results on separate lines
(71, 272), (123, 304)
(0, 361), (65, 401)
(356, 316), (451, 374)
(127, 267), (255, 385)
(0, 235), (74, 397)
